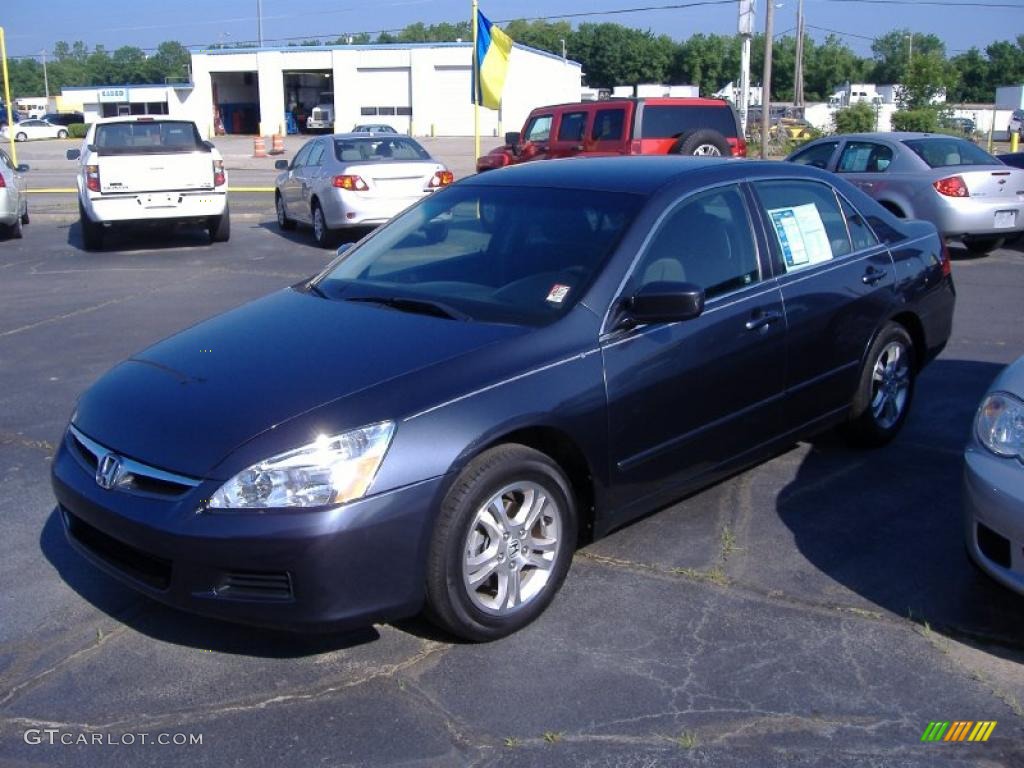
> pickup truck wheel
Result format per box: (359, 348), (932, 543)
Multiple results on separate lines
(275, 195), (296, 230)
(78, 202), (104, 251)
(672, 129), (731, 157)
(57, 129), (68, 139)
(312, 203), (334, 248)
(208, 204), (231, 243)
(843, 323), (915, 448)
(425, 444), (577, 641)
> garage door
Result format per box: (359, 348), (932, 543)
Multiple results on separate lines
(355, 68), (412, 132)
(433, 66), (474, 136)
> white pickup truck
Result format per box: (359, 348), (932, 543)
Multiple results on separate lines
(67, 117), (229, 250)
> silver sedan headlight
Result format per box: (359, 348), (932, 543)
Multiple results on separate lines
(976, 393), (1024, 459)
(209, 422), (395, 510)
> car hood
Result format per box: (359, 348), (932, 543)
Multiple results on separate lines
(72, 288), (527, 478)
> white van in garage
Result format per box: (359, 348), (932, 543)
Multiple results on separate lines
(67, 117), (230, 250)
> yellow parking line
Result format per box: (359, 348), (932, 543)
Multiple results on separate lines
(27, 187), (276, 194)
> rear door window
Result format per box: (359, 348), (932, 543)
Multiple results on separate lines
(556, 111), (587, 142)
(639, 105), (738, 139)
(839, 196), (880, 251)
(837, 141), (893, 173)
(753, 180), (853, 273)
(590, 108), (625, 142)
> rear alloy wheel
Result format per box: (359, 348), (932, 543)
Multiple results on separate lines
(425, 444), (577, 641)
(57, 129), (68, 139)
(844, 323), (915, 447)
(963, 236), (1004, 256)
(312, 203), (333, 247)
(673, 129), (731, 157)
(275, 194), (296, 230)
(15, 132), (27, 142)
(208, 204), (231, 243)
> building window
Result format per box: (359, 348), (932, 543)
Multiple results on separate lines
(378, 106), (396, 115)
(396, 106), (412, 116)
(130, 103), (146, 115)
(361, 107), (377, 115)
(145, 102), (168, 115)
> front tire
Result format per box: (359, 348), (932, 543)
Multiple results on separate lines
(57, 129), (68, 139)
(275, 194), (296, 230)
(844, 323), (915, 447)
(425, 444), (578, 641)
(15, 132), (27, 142)
(208, 204), (231, 243)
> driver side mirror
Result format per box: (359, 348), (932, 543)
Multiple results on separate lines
(627, 281), (705, 325)
(15, 164), (29, 173)
(505, 131), (521, 156)
(274, 159), (289, 170)
(66, 148), (80, 161)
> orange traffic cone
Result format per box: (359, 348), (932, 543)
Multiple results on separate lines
(270, 134), (285, 154)
(253, 136), (267, 158)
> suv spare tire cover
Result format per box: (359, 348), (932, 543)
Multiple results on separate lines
(673, 129), (731, 156)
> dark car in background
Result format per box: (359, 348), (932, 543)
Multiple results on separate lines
(52, 157), (954, 641)
(477, 97), (746, 172)
(42, 112), (85, 127)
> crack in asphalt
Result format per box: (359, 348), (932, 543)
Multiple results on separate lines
(0, 639), (451, 732)
(0, 430), (55, 455)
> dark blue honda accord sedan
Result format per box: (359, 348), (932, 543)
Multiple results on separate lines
(52, 157), (955, 640)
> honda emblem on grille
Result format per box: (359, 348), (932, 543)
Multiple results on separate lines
(95, 453), (124, 490)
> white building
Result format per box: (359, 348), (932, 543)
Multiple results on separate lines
(60, 43), (581, 139)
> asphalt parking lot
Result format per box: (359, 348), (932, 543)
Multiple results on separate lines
(1, 180), (1024, 766)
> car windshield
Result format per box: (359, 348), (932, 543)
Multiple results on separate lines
(333, 137), (430, 162)
(313, 185), (644, 326)
(93, 121), (205, 153)
(902, 138), (1000, 168)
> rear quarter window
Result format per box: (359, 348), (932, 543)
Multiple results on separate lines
(639, 105), (738, 139)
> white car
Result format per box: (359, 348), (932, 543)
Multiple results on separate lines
(0, 146), (29, 239)
(1, 119), (69, 141)
(67, 117), (229, 250)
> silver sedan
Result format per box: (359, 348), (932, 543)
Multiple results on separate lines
(274, 133), (452, 247)
(964, 355), (1024, 594)
(0, 146), (29, 239)
(787, 132), (1024, 254)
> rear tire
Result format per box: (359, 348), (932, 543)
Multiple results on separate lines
(208, 204), (231, 243)
(78, 201), (104, 251)
(672, 129), (731, 157)
(843, 323), (915, 448)
(20, 204), (29, 225)
(275, 194), (296, 230)
(4, 215), (23, 239)
(15, 132), (27, 142)
(425, 444), (578, 641)
(963, 236), (1004, 256)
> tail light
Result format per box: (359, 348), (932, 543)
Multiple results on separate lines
(629, 139), (642, 155)
(85, 165), (101, 193)
(213, 159), (226, 187)
(940, 240), (952, 277)
(732, 137), (748, 158)
(934, 175), (969, 197)
(332, 175), (368, 191)
(429, 170), (454, 188)
(0, 173), (5, 188)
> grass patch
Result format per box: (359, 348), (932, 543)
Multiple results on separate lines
(542, 730), (564, 744)
(670, 730), (698, 748)
(503, 736), (521, 748)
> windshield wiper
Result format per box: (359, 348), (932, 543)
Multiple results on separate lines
(344, 296), (471, 321)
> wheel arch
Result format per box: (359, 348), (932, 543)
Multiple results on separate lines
(888, 311), (927, 371)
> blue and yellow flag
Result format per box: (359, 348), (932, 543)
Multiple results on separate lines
(474, 10), (512, 110)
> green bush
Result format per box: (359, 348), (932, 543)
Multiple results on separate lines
(68, 123), (89, 139)
(833, 102), (877, 134)
(891, 109), (940, 133)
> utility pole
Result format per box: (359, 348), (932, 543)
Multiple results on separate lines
(41, 49), (49, 100)
(760, 0), (775, 158)
(257, 0), (264, 47)
(738, 0), (754, 135)
(794, 0), (805, 107)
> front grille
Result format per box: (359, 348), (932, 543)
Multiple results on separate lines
(67, 425), (198, 498)
(217, 570), (293, 601)
(977, 523), (1012, 569)
(64, 508), (172, 590)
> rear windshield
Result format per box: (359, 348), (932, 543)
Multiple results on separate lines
(902, 138), (1000, 168)
(93, 121), (206, 154)
(640, 105), (738, 139)
(334, 137), (431, 162)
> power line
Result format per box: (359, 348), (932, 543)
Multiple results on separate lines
(817, 0), (1021, 6)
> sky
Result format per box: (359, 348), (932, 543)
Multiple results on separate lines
(1, 0), (1021, 60)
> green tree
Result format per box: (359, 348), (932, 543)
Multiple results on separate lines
(503, 19), (572, 55)
(948, 48), (990, 103)
(145, 41), (190, 83)
(804, 34), (871, 102)
(570, 23), (674, 87)
(871, 29), (944, 84)
(110, 46), (148, 83)
(672, 34), (741, 96)
(834, 102), (878, 133)
(898, 50), (957, 109)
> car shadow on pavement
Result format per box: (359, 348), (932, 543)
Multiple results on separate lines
(66, 221), (221, 252)
(777, 357), (1024, 658)
(39, 509), (381, 657)
(256, 221), (374, 249)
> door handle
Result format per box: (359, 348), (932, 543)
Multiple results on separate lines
(861, 267), (887, 285)
(537, 145), (549, 152)
(745, 309), (783, 331)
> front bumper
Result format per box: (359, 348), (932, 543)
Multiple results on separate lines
(83, 190), (228, 224)
(963, 444), (1024, 595)
(51, 429), (443, 632)
(321, 187), (429, 229)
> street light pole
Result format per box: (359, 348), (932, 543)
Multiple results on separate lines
(257, 0), (264, 47)
(738, 0), (754, 135)
(760, 0), (775, 158)
(41, 49), (49, 100)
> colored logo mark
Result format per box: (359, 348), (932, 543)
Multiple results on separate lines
(921, 721), (997, 742)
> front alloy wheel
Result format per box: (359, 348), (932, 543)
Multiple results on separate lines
(426, 444), (577, 641)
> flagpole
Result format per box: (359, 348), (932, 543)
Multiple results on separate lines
(472, 0), (479, 162)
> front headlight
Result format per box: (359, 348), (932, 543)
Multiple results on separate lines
(209, 421), (395, 510)
(976, 393), (1024, 459)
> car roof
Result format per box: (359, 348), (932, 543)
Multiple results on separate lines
(92, 116), (194, 125)
(328, 132), (416, 140)
(820, 132), (972, 142)
(527, 97), (732, 113)
(463, 156), (828, 195)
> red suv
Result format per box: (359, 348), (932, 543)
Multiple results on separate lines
(477, 97), (746, 172)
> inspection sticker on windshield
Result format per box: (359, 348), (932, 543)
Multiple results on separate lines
(546, 284), (571, 304)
